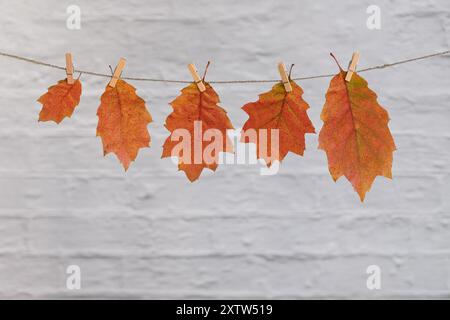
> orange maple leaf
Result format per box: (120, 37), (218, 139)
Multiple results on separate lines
(318, 54), (396, 201)
(96, 79), (152, 171)
(37, 78), (82, 123)
(162, 82), (234, 182)
(241, 81), (315, 166)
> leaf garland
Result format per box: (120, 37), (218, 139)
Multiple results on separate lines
(34, 55), (397, 200)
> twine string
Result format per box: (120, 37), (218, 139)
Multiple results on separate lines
(0, 50), (449, 84)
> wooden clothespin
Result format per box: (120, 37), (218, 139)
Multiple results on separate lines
(187, 63), (206, 92)
(277, 62), (292, 92)
(65, 53), (74, 84)
(345, 51), (360, 82)
(108, 57), (126, 87)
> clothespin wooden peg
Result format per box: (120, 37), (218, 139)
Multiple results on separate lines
(277, 62), (292, 92)
(108, 57), (126, 88)
(65, 53), (74, 84)
(345, 51), (360, 82)
(187, 63), (206, 92)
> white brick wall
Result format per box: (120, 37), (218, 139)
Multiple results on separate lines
(0, 0), (449, 299)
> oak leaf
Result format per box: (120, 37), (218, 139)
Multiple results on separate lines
(162, 82), (234, 182)
(318, 55), (396, 201)
(96, 79), (152, 171)
(37, 78), (82, 123)
(241, 81), (315, 166)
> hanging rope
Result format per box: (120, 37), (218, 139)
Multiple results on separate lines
(0, 49), (449, 84)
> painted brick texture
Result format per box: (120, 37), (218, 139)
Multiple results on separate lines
(0, 0), (449, 299)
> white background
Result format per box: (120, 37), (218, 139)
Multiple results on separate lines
(0, 0), (449, 298)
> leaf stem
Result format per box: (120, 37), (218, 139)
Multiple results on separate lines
(288, 64), (295, 80)
(330, 53), (344, 71)
(202, 61), (211, 81)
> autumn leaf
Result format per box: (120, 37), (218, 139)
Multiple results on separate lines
(96, 79), (152, 171)
(241, 80), (315, 166)
(162, 82), (234, 182)
(37, 78), (82, 123)
(318, 54), (396, 201)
